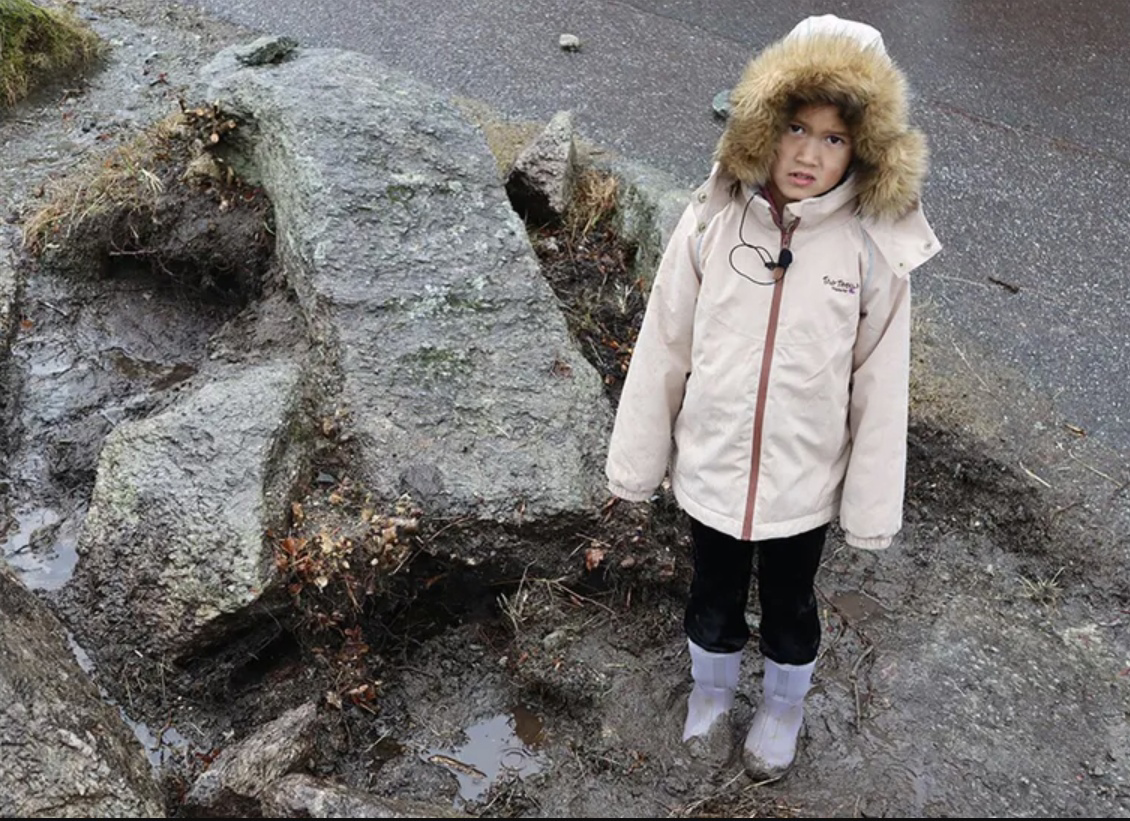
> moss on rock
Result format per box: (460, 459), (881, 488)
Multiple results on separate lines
(0, 0), (102, 107)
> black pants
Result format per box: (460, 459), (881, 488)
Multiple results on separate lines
(684, 518), (827, 665)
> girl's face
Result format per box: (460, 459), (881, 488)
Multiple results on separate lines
(767, 103), (854, 208)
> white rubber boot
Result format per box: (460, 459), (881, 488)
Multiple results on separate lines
(741, 658), (814, 780)
(682, 640), (742, 742)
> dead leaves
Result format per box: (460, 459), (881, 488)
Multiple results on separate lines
(274, 483), (423, 675)
(277, 489), (421, 718)
(550, 357), (573, 378)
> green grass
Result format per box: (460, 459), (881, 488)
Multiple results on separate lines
(1, 0), (102, 107)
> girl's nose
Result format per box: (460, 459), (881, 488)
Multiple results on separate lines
(796, 138), (818, 165)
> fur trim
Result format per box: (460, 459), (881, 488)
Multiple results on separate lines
(715, 32), (927, 220)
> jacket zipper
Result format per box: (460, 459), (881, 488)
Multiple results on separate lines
(741, 213), (799, 541)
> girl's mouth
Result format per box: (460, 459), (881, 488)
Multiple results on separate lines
(789, 172), (816, 186)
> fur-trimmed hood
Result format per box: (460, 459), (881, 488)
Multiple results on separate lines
(715, 18), (927, 220)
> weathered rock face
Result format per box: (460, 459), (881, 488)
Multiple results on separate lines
(260, 774), (469, 818)
(0, 562), (164, 818)
(63, 359), (310, 661)
(183, 701), (318, 817)
(601, 158), (691, 288)
(505, 109), (578, 226)
(195, 43), (612, 526)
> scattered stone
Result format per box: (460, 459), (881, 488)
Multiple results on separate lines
(593, 157), (692, 287)
(184, 702), (319, 816)
(182, 152), (225, 183)
(712, 88), (732, 120)
(234, 35), (299, 67)
(62, 360), (311, 664)
(505, 110), (577, 226)
(260, 774), (469, 818)
(542, 629), (568, 651)
(559, 33), (581, 52)
(1061, 624), (1103, 653)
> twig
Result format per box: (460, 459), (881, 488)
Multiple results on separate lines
(36, 298), (70, 317)
(988, 276), (1021, 294)
(544, 578), (617, 616)
(1050, 500), (1082, 525)
(851, 643), (875, 680)
(851, 644), (875, 731)
(1068, 450), (1123, 486)
(672, 771), (746, 816)
(934, 274), (991, 289)
(1018, 459), (1052, 489)
(575, 532), (614, 549)
(363, 730), (393, 753)
(390, 546), (416, 576)
(950, 341), (995, 394)
(423, 515), (475, 544)
(748, 772), (786, 788)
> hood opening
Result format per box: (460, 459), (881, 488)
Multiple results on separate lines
(715, 23), (928, 221)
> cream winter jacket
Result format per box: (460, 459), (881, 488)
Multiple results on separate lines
(605, 20), (941, 549)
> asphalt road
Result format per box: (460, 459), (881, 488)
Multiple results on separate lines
(168, 0), (1130, 457)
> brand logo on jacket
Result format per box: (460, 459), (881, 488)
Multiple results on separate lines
(822, 275), (858, 295)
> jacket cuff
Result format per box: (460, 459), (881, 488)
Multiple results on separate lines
(844, 532), (893, 550)
(607, 481), (653, 503)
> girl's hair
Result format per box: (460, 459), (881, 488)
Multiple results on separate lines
(783, 91), (865, 134)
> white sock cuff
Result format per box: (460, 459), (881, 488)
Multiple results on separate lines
(688, 639), (742, 690)
(763, 658), (815, 705)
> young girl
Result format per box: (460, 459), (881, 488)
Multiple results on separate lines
(605, 15), (941, 778)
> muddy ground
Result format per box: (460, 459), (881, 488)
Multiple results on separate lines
(2, 2), (1129, 818)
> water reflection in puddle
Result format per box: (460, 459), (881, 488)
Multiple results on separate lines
(2, 506), (79, 591)
(65, 632), (191, 768)
(424, 705), (547, 802)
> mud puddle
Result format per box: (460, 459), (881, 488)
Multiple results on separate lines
(1, 269), (236, 590)
(827, 590), (889, 624)
(422, 706), (548, 803)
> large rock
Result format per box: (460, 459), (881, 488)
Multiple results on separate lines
(64, 360), (310, 660)
(505, 109), (578, 225)
(184, 702), (318, 816)
(600, 158), (692, 289)
(0, 563), (164, 817)
(195, 43), (611, 526)
(260, 774), (468, 818)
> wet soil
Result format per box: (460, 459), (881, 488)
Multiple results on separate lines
(2, 110), (274, 594)
(1, 2), (1128, 819)
(531, 219), (644, 406)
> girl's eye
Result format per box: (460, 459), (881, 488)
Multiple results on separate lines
(826, 135), (846, 146)
(787, 123), (804, 135)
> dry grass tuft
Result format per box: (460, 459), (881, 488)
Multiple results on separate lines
(22, 102), (242, 257)
(567, 169), (619, 239)
(22, 112), (185, 254)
